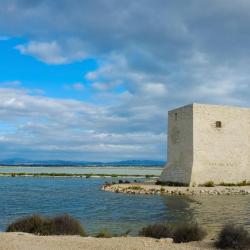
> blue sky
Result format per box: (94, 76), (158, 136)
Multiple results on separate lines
(0, 0), (250, 161)
(0, 37), (98, 100)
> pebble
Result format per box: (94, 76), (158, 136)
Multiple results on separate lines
(102, 184), (250, 196)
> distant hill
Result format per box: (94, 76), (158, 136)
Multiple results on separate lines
(0, 158), (165, 167)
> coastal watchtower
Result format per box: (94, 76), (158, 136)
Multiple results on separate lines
(159, 103), (250, 186)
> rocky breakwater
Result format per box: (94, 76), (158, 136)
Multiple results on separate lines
(102, 183), (250, 195)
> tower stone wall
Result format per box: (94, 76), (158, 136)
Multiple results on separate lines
(159, 103), (250, 186)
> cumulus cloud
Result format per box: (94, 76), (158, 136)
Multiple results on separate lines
(2, 1), (249, 101)
(0, 1), (250, 159)
(16, 41), (66, 64)
(16, 40), (87, 64)
(0, 87), (165, 160)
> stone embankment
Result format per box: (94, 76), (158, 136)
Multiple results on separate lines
(102, 183), (250, 195)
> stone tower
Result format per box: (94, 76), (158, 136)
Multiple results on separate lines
(159, 103), (250, 186)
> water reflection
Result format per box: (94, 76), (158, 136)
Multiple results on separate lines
(161, 195), (197, 222)
(161, 194), (250, 237)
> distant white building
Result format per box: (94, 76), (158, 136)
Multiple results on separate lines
(159, 103), (250, 186)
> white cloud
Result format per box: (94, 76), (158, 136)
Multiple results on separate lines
(0, 1), (250, 159)
(16, 40), (87, 64)
(0, 87), (165, 160)
(16, 41), (65, 64)
(143, 83), (167, 96)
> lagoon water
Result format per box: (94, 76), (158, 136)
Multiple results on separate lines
(0, 175), (250, 237)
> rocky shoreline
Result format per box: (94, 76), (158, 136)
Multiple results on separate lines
(102, 183), (250, 195)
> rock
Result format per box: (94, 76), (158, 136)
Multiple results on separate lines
(101, 183), (250, 196)
(158, 238), (173, 244)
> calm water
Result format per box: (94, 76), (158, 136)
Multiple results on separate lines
(0, 166), (162, 176)
(0, 176), (250, 237)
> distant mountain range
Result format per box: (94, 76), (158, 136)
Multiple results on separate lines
(0, 158), (165, 167)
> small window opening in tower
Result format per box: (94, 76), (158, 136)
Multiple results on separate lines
(216, 121), (222, 128)
(175, 113), (177, 121)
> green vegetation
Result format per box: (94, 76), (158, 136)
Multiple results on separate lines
(173, 223), (207, 243)
(199, 180), (250, 187)
(216, 224), (250, 249)
(139, 223), (173, 239)
(156, 179), (250, 187)
(139, 222), (206, 243)
(110, 174), (119, 177)
(200, 181), (215, 187)
(200, 180), (250, 187)
(85, 174), (92, 178)
(96, 229), (112, 238)
(155, 180), (187, 186)
(127, 185), (143, 191)
(145, 174), (155, 178)
(0, 172), (158, 178)
(6, 214), (133, 238)
(6, 214), (250, 247)
(6, 214), (86, 236)
(96, 228), (131, 238)
(219, 180), (250, 186)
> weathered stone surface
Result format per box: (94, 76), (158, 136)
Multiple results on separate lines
(159, 103), (250, 186)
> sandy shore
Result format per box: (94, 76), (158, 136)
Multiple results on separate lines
(0, 233), (215, 250)
(102, 183), (250, 195)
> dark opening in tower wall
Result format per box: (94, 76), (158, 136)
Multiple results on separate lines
(216, 121), (222, 128)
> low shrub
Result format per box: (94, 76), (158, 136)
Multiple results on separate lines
(145, 175), (154, 178)
(127, 186), (143, 190)
(6, 214), (86, 236)
(119, 229), (131, 237)
(139, 223), (173, 239)
(139, 222), (206, 243)
(200, 181), (215, 187)
(219, 182), (236, 186)
(173, 223), (207, 243)
(215, 224), (250, 249)
(118, 179), (123, 184)
(219, 180), (250, 186)
(50, 214), (86, 236)
(6, 215), (52, 235)
(155, 180), (187, 186)
(96, 229), (112, 238)
(96, 228), (131, 238)
(239, 180), (247, 186)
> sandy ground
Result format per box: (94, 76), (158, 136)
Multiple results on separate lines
(0, 233), (216, 250)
